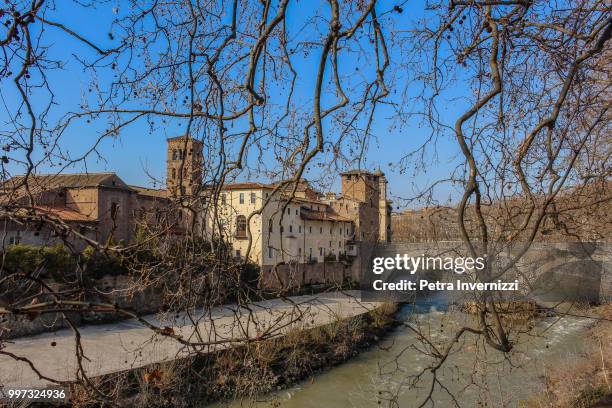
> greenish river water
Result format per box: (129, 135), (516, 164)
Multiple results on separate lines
(209, 295), (591, 407)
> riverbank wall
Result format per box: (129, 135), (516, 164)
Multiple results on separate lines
(68, 302), (399, 407)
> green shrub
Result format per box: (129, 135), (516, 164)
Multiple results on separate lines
(324, 253), (337, 262)
(338, 252), (355, 264)
(1, 243), (76, 279)
(1, 243), (42, 274)
(82, 246), (128, 278)
(41, 244), (76, 279)
(240, 262), (260, 285)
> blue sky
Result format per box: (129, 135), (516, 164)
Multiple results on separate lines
(0, 0), (469, 210)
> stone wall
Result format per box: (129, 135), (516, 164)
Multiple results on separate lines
(0, 275), (167, 339)
(259, 261), (356, 290)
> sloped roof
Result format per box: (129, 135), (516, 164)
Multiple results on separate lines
(30, 205), (97, 222)
(1, 172), (132, 193)
(284, 195), (328, 206)
(300, 208), (351, 222)
(222, 182), (274, 190)
(10, 205), (97, 223)
(130, 185), (169, 199)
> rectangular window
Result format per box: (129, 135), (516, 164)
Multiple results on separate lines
(319, 247), (323, 256)
(221, 194), (226, 205)
(268, 219), (273, 232)
(239, 193), (244, 204)
(287, 207), (290, 215)
(295, 209), (298, 215)
(309, 248), (313, 258)
(289, 225), (293, 233)
(299, 225), (302, 233)
(339, 241), (341, 247)
(320, 227), (322, 234)
(236, 215), (247, 238)
(110, 202), (119, 219)
(309, 226), (312, 233)
(268, 247), (273, 258)
(250, 192), (256, 204)
(329, 241), (332, 247)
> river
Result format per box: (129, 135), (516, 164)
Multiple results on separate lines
(208, 294), (591, 407)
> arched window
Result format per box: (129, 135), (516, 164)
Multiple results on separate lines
(236, 215), (247, 238)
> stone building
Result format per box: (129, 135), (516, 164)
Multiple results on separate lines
(0, 136), (392, 267)
(324, 169), (392, 243)
(205, 182), (355, 268)
(204, 168), (393, 268)
(0, 173), (171, 249)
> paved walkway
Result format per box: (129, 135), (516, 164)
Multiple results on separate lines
(0, 291), (380, 388)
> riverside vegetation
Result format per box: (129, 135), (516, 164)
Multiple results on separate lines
(63, 302), (399, 407)
(525, 303), (612, 408)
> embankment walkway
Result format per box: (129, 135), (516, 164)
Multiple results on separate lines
(0, 291), (381, 388)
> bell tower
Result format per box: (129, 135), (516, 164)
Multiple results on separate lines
(167, 135), (203, 196)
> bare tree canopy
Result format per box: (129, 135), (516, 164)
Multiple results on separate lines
(0, 0), (610, 406)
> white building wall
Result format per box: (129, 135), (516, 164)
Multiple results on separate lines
(204, 187), (355, 267)
(206, 188), (353, 266)
(205, 188), (265, 265)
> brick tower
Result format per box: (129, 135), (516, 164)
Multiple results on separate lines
(166, 135), (203, 196)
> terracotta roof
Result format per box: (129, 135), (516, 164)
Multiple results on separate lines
(29, 205), (97, 223)
(1, 173), (132, 194)
(130, 185), (169, 199)
(283, 195), (328, 206)
(222, 182), (274, 190)
(300, 208), (351, 222)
